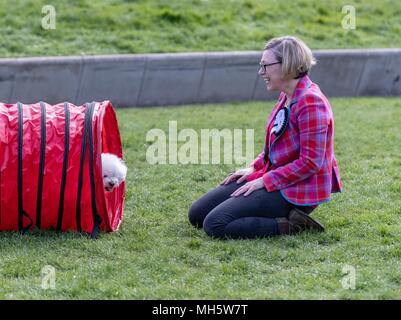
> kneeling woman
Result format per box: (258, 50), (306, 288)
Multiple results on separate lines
(188, 36), (342, 239)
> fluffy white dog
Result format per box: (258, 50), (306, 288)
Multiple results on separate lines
(101, 153), (127, 192)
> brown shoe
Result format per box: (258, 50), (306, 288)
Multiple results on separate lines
(289, 207), (325, 232)
(276, 217), (303, 235)
(276, 207), (325, 235)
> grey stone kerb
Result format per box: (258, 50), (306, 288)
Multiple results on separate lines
(0, 48), (400, 108)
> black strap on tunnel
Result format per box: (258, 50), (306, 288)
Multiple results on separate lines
(86, 102), (102, 239)
(17, 102), (33, 234)
(36, 102), (47, 228)
(56, 102), (70, 231)
(76, 102), (102, 238)
(76, 104), (89, 232)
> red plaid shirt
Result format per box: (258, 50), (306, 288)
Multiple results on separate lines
(247, 75), (342, 206)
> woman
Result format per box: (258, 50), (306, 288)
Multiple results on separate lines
(188, 36), (342, 239)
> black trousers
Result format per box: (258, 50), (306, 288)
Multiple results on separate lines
(188, 181), (316, 239)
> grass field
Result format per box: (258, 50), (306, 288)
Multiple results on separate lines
(0, 97), (400, 299)
(0, 0), (400, 57)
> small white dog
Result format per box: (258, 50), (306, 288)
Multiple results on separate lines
(101, 153), (127, 192)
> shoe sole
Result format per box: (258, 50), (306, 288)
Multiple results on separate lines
(291, 208), (325, 232)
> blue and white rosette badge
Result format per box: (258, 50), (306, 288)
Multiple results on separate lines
(270, 107), (289, 136)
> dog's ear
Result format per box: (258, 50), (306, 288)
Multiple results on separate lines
(121, 164), (127, 179)
(117, 158), (127, 177)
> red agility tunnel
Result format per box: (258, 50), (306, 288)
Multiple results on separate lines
(0, 101), (125, 237)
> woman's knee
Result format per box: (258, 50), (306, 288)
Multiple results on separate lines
(203, 211), (228, 239)
(188, 200), (207, 228)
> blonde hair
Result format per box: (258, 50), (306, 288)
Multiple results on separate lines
(264, 36), (316, 79)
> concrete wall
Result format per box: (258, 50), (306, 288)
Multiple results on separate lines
(0, 49), (400, 108)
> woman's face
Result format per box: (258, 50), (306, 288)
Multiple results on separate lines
(259, 50), (284, 92)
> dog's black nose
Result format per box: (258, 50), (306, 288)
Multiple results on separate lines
(109, 181), (115, 187)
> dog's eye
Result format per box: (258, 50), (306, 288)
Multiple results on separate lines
(103, 175), (108, 178)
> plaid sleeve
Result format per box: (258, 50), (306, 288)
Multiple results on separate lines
(263, 94), (330, 192)
(250, 151), (265, 170)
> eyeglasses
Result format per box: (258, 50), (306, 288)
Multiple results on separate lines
(259, 61), (281, 72)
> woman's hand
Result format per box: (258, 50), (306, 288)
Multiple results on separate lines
(230, 177), (265, 197)
(221, 167), (256, 185)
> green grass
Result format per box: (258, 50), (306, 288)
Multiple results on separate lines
(0, 97), (400, 299)
(0, 0), (400, 58)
